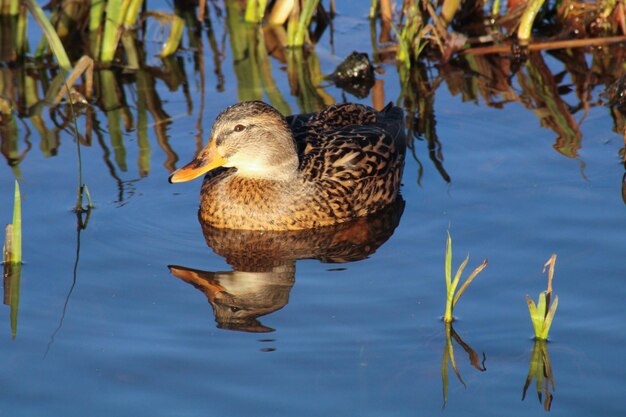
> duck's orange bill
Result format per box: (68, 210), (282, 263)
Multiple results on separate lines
(168, 140), (227, 183)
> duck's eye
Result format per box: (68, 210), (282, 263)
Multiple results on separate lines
(233, 124), (245, 132)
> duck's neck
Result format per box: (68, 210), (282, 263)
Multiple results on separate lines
(230, 129), (300, 181)
(233, 156), (299, 181)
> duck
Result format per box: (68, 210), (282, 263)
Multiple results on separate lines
(169, 100), (406, 231)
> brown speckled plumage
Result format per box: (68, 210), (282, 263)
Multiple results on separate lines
(170, 101), (406, 231)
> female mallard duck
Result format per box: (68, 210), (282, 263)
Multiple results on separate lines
(169, 100), (406, 231)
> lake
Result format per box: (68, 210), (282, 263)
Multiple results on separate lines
(1, 1), (625, 415)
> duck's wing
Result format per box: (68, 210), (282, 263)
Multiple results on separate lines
(297, 104), (406, 216)
(288, 103), (405, 161)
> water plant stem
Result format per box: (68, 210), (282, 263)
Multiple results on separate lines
(443, 232), (488, 323)
(11, 180), (21, 263)
(491, 0), (501, 16)
(288, 0), (319, 46)
(518, 0), (547, 42)
(245, 0), (268, 22)
(3, 181), (22, 264)
(525, 254), (559, 340)
(23, 0), (71, 70)
(101, 0), (124, 63)
(440, 0), (460, 26)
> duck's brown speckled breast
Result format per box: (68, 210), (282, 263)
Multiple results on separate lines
(199, 171), (346, 230)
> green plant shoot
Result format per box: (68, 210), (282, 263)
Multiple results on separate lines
(526, 254), (559, 340)
(443, 232), (488, 322)
(518, 0), (547, 42)
(3, 180), (22, 264)
(23, 0), (72, 70)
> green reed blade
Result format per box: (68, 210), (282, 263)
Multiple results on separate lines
(518, 0), (547, 42)
(3, 225), (12, 265)
(541, 295), (558, 339)
(123, 0), (144, 27)
(245, 0), (268, 22)
(101, 0), (124, 62)
(440, 0), (460, 26)
(369, 0), (378, 19)
(290, 0), (319, 46)
(525, 295), (542, 337)
(11, 180), (21, 264)
(491, 0), (501, 16)
(450, 255), (469, 297)
(537, 291), (547, 321)
(89, 0), (104, 32)
(453, 259), (488, 307)
(9, 0), (19, 15)
(159, 15), (184, 58)
(23, 0), (71, 70)
(15, 5), (28, 55)
(88, 0), (104, 57)
(445, 232), (452, 290)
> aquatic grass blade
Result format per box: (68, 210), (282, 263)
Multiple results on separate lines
(525, 295), (542, 337)
(245, 0), (268, 22)
(453, 259), (488, 307)
(159, 14), (184, 58)
(491, 0), (501, 16)
(289, 0), (319, 46)
(440, 0), (460, 26)
(123, 0), (144, 27)
(537, 291), (547, 320)
(101, 0), (124, 63)
(3, 225), (13, 265)
(15, 5), (28, 55)
(11, 180), (21, 264)
(518, 0), (548, 42)
(444, 239), (451, 287)
(541, 295), (558, 339)
(450, 255), (469, 302)
(23, 0), (72, 70)
(89, 0), (104, 31)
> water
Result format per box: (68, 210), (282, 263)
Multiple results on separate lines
(1, 2), (626, 416)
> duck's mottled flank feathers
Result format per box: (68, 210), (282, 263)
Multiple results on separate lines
(196, 101), (406, 230)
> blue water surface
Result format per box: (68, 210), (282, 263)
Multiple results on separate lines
(0, 2), (625, 416)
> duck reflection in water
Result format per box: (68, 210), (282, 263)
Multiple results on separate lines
(169, 197), (404, 333)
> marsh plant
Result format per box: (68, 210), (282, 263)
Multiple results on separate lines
(3, 180), (21, 265)
(441, 322), (486, 408)
(522, 339), (555, 411)
(3, 180), (22, 339)
(526, 254), (559, 340)
(443, 232), (488, 323)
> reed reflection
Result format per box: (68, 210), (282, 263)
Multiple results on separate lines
(2, 261), (20, 339)
(441, 322), (487, 408)
(169, 197), (404, 333)
(522, 340), (556, 411)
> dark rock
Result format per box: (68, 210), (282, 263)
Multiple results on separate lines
(327, 51), (375, 99)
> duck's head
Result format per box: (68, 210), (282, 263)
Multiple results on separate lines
(169, 101), (299, 183)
